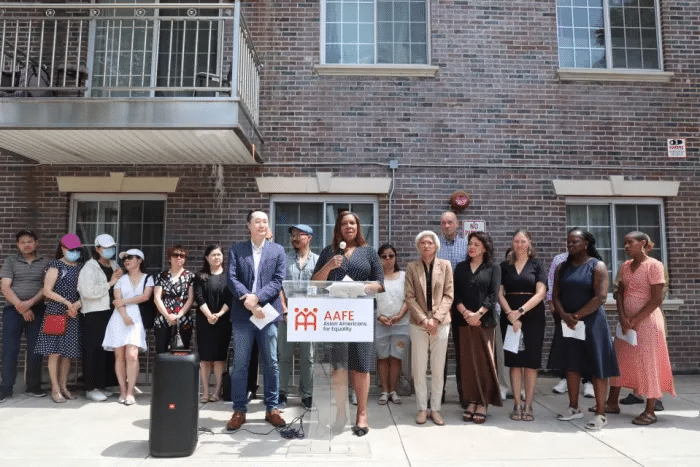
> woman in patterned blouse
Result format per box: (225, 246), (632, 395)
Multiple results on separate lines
(153, 245), (195, 354)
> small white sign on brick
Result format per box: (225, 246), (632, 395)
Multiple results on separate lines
(463, 220), (486, 236)
(668, 139), (686, 158)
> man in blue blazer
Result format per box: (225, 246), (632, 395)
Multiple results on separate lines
(226, 210), (287, 430)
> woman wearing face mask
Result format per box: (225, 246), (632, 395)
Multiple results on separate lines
(35, 234), (85, 403)
(77, 234), (124, 402)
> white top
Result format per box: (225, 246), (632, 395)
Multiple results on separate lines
(375, 271), (409, 326)
(251, 239), (265, 294)
(78, 258), (118, 314)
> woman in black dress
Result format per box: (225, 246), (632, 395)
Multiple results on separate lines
(153, 245), (195, 354)
(498, 228), (547, 422)
(453, 231), (502, 424)
(194, 245), (232, 403)
(312, 211), (384, 436)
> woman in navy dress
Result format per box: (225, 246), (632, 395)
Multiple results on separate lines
(35, 234), (84, 403)
(549, 228), (618, 431)
(498, 229), (547, 422)
(312, 211), (384, 437)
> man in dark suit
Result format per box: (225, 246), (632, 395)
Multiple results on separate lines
(226, 210), (286, 430)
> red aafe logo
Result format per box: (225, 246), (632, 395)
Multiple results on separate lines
(294, 307), (318, 331)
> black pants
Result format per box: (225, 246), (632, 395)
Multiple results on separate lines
(154, 325), (193, 354)
(82, 310), (117, 390)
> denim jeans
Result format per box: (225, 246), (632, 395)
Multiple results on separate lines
(1, 304), (45, 393)
(277, 319), (314, 399)
(231, 320), (279, 412)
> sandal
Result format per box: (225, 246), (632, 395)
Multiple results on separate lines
(473, 406), (487, 424)
(588, 404), (620, 414)
(632, 412), (657, 426)
(209, 394), (220, 402)
(378, 392), (389, 405)
(557, 406), (583, 421)
(584, 414), (607, 431)
(522, 405), (534, 422)
(200, 395), (209, 403)
(389, 391), (402, 404)
(510, 404), (523, 421)
(51, 391), (66, 404)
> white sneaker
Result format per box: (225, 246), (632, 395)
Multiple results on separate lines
(582, 382), (595, 398)
(552, 378), (568, 394)
(86, 389), (108, 402)
(98, 388), (114, 397)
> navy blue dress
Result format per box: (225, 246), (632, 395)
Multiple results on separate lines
(547, 258), (619, 378)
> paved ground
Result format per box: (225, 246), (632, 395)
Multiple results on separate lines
(0, 375), (698, 466)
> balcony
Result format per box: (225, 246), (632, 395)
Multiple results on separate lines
(0, 1), (262, 165)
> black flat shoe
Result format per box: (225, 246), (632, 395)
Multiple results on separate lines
(351, 425), (369, 436)
(619, 394), (644, 405)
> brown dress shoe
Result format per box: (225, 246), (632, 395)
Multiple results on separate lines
(265, 408), (286, 427)
(431, 410), (445, 426)
(415, 410), (428, 424)
(226, 410), (246, 431)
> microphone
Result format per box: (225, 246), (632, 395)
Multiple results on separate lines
(339, 241), (346, 256)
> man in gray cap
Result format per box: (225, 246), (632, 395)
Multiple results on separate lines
(278, 224), (318, 409)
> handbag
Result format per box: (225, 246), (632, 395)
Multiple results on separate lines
(138, 273), (156, 329)
(170, 321), (185, 350)
(42, 314), (66, 336)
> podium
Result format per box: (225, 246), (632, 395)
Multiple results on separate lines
(283, 280), (377, 450)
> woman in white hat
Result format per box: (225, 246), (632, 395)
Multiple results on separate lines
(77, 234), (123, 402)
(102, 249), (153, 405)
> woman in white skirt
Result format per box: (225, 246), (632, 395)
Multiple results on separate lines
(102, 249), (153, 405)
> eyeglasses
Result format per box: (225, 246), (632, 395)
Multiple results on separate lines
(291, 233), (309, 239)
(171, 253), (186, 259)
(380, 254), (395, 259)
(124, 255), (139, 261)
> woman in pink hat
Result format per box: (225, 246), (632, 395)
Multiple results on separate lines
(35, 233), (85, 403)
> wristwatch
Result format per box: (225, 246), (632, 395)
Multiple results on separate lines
(518, 307), (525, 315)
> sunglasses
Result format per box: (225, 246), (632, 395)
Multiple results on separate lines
(63, 246), (81, 253)
(291, 233), (309, 239)
(124, 255), (140, 261)
(171, 253), (186, 259)
(380, 254), (395, 259)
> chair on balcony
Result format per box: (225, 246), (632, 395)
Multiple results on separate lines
(195, 66), (232, 97)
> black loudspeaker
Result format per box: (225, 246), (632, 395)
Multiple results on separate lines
(149, 351), (200, 457)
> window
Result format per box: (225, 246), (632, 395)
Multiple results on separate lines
(70, 195), (167, 273)
(271, 196), (379, 255)
(322, 0), (428, 65)
(556, 0), (662, 70)
(566, 199), (665, 291)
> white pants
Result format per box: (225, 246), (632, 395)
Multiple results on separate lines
(410, 323), (449, 412)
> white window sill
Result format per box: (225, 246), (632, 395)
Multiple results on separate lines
(557, 68), (674, 83)
(313, 64), (439, 77)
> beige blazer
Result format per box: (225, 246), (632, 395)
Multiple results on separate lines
(404, 257), (454, 326)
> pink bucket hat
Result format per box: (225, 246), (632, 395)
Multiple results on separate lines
(61, 233), (82, 249)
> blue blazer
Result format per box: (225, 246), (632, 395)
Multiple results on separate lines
(227, 240), (286, 323)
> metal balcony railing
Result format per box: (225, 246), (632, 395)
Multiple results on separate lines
(0, 1), (261, 124)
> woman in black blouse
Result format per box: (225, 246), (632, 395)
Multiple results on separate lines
(312, 211), (384, 437)
(453, 231), (502, 424)
(498, 229), (547, 422)
(194, 245), (232, 403)
(153, 245), (195, 354)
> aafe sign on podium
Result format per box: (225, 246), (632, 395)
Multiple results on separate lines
(287, 297), (374, 342)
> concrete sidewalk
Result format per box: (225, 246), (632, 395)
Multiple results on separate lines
(0, 375), (698, 466)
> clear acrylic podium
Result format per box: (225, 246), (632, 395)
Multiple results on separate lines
(283, 280), (376, 454)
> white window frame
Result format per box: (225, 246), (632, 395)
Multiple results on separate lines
(555, 0), (667, 80)
(565, 197), (667, 291)
(270, 195), (380, 253)
(69, 193), (168, 270)
(317, 0), (438, 77)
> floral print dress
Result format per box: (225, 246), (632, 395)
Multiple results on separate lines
(154, 269), (195, 330)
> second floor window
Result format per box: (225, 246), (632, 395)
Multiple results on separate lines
(556, 0), (662, 70)
(322, 0), (428, 65)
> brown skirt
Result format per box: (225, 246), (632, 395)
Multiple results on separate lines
(458, 325), (503, 407)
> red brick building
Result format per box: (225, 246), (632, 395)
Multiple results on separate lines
(1, 1), (697, 374)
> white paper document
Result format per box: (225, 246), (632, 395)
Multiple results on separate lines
(503, 325), (521, 354)
(250, 303), (279, 330)
(561, 320), (586, 340)
(615, 323), (638, 346)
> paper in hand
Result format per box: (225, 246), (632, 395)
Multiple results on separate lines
(615, 323), (637, 346)
(250, 303), (279, 330)
(503, 325), (521, 354)
(561, 320), (586, 340)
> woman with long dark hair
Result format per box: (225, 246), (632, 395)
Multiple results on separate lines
(549, 228), (618, 431)
(453, 231), (502, 424)
(312, 211), (384, 436)
(194, 245), (232, 403)
(498, 228), (547, 422)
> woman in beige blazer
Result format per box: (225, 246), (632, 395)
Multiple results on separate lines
(405, 230), (454, 426)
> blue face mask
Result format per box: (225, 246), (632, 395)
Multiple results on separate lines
(102, 248), (116, 260)
(65, 250), (81, 262)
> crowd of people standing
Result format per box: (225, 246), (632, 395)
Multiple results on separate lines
(0, 210), (676, 434)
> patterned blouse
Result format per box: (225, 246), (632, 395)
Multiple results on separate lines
(154, 269), (195, 329)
